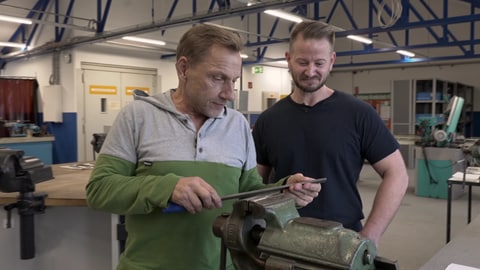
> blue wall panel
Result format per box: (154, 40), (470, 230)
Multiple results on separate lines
(38, 112), (77, 164)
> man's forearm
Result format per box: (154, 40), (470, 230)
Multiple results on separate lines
(360, 174), (408, 245)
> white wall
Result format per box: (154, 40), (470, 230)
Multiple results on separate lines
(72, 48), (177, 114)
(73, 48), (177, 161)
(74, 47), (178, 92)
(1, 47), (178, 113)
(4, 49), (480, 114)
(241, 65), (291, 111)
(2, 47), (179, 162)
(0, 53), (74, 114)
(3, 44), (480, 160)
(239, 62), (480, 111)
(328, 63), (480, 110)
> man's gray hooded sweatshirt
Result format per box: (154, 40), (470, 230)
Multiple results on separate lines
(86, 89), (282, 270)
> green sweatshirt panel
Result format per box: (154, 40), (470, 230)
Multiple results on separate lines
(121, 162), (247, 270)
(86, 154), (182, 214)
(87, 155), (290, 269)
(87, 154), (258, 269)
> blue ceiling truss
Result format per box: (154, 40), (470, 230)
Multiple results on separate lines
(1, 0), (480, 70)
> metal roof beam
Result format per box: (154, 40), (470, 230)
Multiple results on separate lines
(1, 0), (50, 55)
(55, 0), (76, 42)
(337, 13), (480, 37)
(1, 0), (321, 63)
(333, 54), (480, 70)
(335, 36), (480, 57)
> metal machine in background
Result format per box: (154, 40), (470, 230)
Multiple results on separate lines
(0, 149), (53, 259)
(414, 95), (465, 199)
(91, 133), (107, 160)
(456, 138), (480, 171)
(414, 95), (480, 199)
(2, 121), (42, 137)
(213, 193), (398, 270)
(416, 95), (465, 147)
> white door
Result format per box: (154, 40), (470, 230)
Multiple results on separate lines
(81, 62), (157, 161)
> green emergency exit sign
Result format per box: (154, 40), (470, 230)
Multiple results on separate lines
(252, 66), (263, 74)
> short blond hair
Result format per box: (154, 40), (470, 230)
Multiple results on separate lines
(289, 21), (335, 53)
(176, 24), (244, 66)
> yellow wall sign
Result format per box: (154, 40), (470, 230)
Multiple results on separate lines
(89, 85), (117, 95)
(125, 86), (151, 96)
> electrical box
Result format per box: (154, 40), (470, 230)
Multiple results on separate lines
(236, 90), (249, 111)
(262, 91), (279, 110)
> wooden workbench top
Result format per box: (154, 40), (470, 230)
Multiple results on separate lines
(0, 162), (93, 207)
(0, 136), (55, 144)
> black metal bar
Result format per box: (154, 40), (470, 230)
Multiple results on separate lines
(19, 213), (35, 259)
(446, 181), (452, 243)
(163, 178), (327, 213)
(468, 185), (472, 223)
(220, 178), (327, 201)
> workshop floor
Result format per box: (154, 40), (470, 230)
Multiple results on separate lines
(359, 165), (480, 270)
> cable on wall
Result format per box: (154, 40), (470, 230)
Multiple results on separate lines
(49, 51), (60, 85)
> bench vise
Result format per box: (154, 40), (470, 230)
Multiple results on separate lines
(213, 193), (398, 270)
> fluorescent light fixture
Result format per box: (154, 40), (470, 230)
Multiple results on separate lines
(122, 36), (166, 46)
(347, 35), (373, 44)
(0, 15), (32, 25)
(275, 60), (288, 66)
(264, 9), (303, 23)
(240, 53), (248, 59)
(245, 0), (260, 6)
(396, 49), (415, 57)
(0, 41), (28, 49)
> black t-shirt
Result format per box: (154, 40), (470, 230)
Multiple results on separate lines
(252, 90), (399, 231)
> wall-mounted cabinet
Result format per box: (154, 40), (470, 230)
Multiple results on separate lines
(392, 78), (474, 138)
(391, 79), (474, 169)
(392, 80), (415, 135)
(414, 79), (453, 136)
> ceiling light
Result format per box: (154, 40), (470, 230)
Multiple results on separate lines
(347, 35), (373, 44)
(0, 41), (28, 49)
(240, 53), (248, 59)
(237, 0), (261, 6)
(204, 22), (285, 41)
(0, 15), (32, 25)
(122, 36), (166, 46)
(264, 10), (303, 23)
(396, 50), (415, 57)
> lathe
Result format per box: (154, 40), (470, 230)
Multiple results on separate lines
(213, 193), (398, 270)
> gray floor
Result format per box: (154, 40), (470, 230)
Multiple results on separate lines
(358, 165), (480, 270)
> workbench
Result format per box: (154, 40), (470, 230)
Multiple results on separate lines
(0, 162), (115, 270)
(0, 162), (91, 206)
(420, 214), (480, 269)
(446, 177), (480, 243)
(0, 136), (55, 164)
